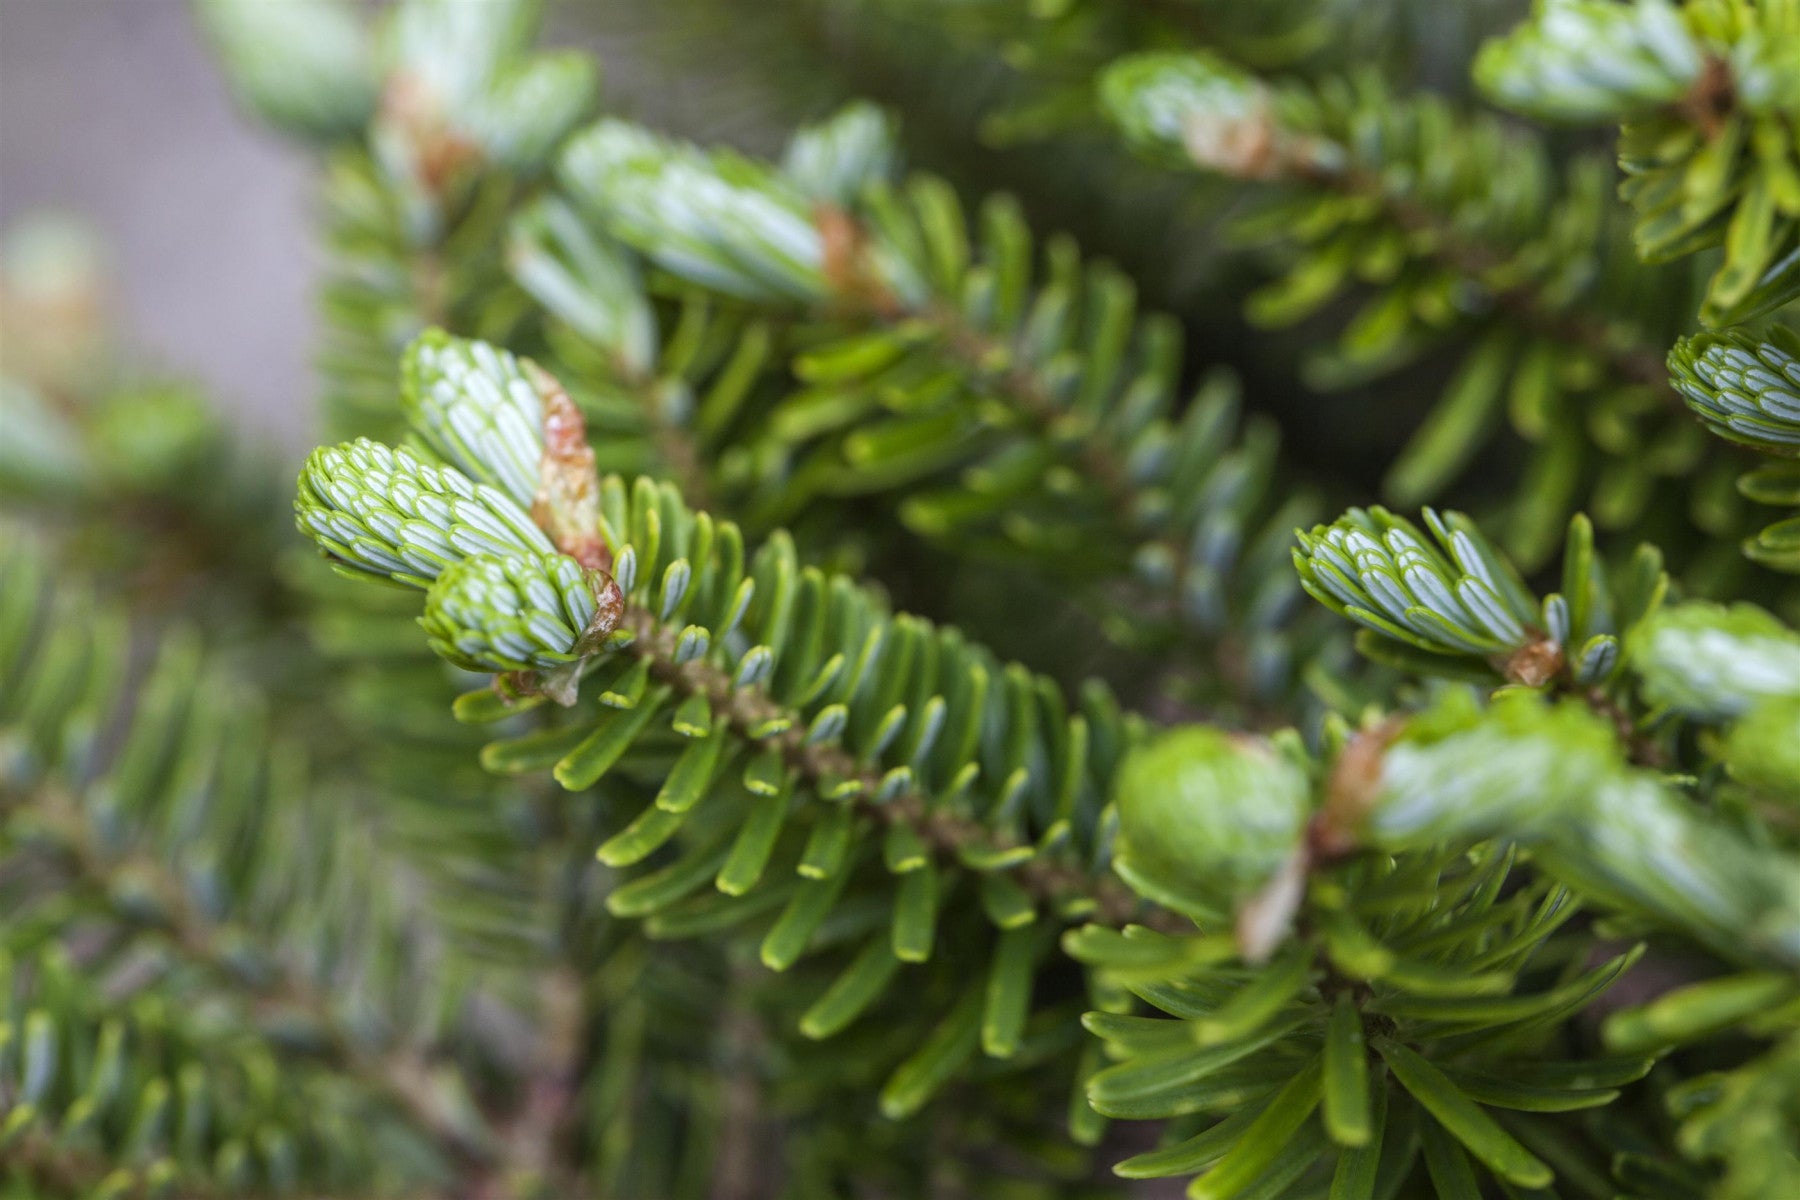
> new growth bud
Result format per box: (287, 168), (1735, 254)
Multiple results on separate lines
(559, 120), (831, 305)
(1723, 697), (1800, 804)
(781, 102), (900, 207)
(1669, 328), (1800, 457)
(1630, 602), (1800, 720)
(1342, 691), (1623, 848)
(1113, 727), (1312, 957)
(419, 551), (622, 676)
(1100, 53), (1337, 181)
(1296, 507), (1547, 665)
(402, 330), (547, 511)
(1474, 0), (1705, 122)
(295, 437), (553, 588)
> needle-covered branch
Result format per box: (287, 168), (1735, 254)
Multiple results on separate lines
(1098, 50), (1719, 559)
(0, 533), (506, 1194)
(295, 332), (1194, 1106)
(159, 3), (1800, 1195)
(549, 110), (1322, 714)
(1477, 0), (1800, 327)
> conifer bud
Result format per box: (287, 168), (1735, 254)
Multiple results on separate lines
(782, 102), (900, 207)
(559, 120), (831, 305)
(1339, 692), (1623, 848)
(195, 0), (377, 142)
(1113, 727), (1311, 940)
(401, 330), (548, 511)
(1669, 328), (1800, 457)
(1099, 53), (1336, 180)
(1723, 698), (1800, 803)
(1296, 507), (1551, 670)
(419, 551), (622, 676)
(1474, 0), (1705, 123)
(507, 197), (658, 378)
(1630, 602), (1800, 719)
(295, 438), (553, 588)
(374, 0), (596, 193)
(464, 52), (599, 172)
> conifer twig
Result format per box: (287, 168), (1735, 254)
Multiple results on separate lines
(1313, 162), (1677, 403)
(11, 784), (502, 1185)
(619, 608), (1183, 931)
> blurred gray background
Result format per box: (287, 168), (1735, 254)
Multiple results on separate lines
(0, 0), (798, 451)
(1, 0), (319, 446)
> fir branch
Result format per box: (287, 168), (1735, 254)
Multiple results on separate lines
(1104, 51), (1683, 407)
(1331, 163), (1676, 400)
(0, 535), (582, 1198)
(555, 116), (1317, 714)
(1294, 503), (1800, 966)
(0, 1126), (336, 1200)
(298, 331), (1169, 931)
(7, 752), (497, 1186)
(296, 327), (1790, 1198)
(1670, 325), (1800, 456)
(156, 4), (1800, 1195)
(1476, 0), (1800, 326)
(615, 599), (1162, 929)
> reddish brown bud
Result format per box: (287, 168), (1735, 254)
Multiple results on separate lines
(379, 72), (482, 196)
(1500, 635), (1565, 687)
(527, 361), (609, 573)
(1314, 717), (1406, 859)
(817, 204), (896, 315)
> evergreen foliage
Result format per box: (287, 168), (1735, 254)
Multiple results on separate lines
(5, 0), (1799, 1195)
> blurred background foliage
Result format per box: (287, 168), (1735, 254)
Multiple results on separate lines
(3, 1), (1799, 1198)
